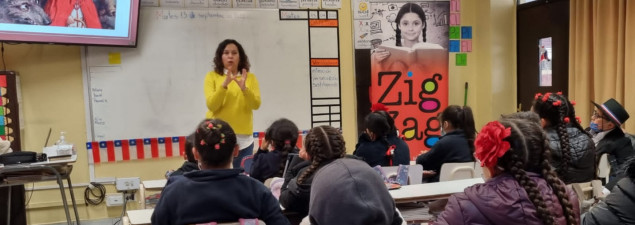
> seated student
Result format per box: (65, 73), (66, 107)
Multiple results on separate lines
(250, 118), (300, 182)
(151, 119), (290, 225)
(582, 158), (635, 225)
(416, 105), (475, 182)
(533, 92), (596, 184)
(354, 103), (410, 167)
(279, 125), (346, 222)
(589, 98), (634, 189)
(166, 133), (199, 178)
(434, 118), (580, 225)
(307, 158), (404, 225)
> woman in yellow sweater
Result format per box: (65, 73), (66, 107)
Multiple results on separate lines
(204, 39), (261, 168)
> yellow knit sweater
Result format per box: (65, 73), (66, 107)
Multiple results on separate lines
(204, 71), (261, 135)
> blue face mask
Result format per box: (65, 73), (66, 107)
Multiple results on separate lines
(590, 121), (603, 133)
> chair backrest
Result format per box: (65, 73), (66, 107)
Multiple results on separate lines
(597, 153), (610, 179)
(439, 162), (476, 182)
(240, 155), (255, 174)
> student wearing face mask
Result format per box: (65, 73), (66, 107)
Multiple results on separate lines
(589, 98), (634, 189)
(415, 105), (476, 183)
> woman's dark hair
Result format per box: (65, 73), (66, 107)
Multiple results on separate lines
(497, 118), (577, 225)
(297, 126), (346, 184)
(213, 39), (251, 74)
(532, 92), (589, 175)
(265, 118), (299, 177)
(439, 105), (476, 153)
(194, 119), (237, 167)
(395, 3), (427, 46)
(184, 133), (197, 163)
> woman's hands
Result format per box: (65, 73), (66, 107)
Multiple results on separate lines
(222, 68), (248, 91)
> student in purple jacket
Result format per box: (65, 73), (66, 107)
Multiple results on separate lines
(434, 117), (580, 225)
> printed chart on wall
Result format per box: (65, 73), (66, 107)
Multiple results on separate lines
(84, 8), (341, 163)
(354, 1), (449, 158)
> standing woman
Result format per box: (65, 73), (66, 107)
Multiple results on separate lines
(205, 39), (261, 169)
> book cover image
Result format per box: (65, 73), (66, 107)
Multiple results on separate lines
(369, 1), (449, 158)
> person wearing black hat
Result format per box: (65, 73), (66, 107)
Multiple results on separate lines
(590, 98), (634, 189)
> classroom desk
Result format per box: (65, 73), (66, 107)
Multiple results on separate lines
(0, 155), (80, 225)
(125, 209), (153, 225)
(139, 179), (166, 209)
(389, 178), (484, 204)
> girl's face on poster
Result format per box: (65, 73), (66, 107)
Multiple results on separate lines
(399, 12), (424, 42)
(222, 43), (240, 71)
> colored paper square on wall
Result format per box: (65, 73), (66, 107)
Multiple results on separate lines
(0, 126), (5, 135)
(461, 26), (472, 39)
(108, 52), (121, 65)
(451, 0), (460, 12)
(456, 53), (467, 66)
(0, 135), (5, 140)
(449, 40), (461, 52)
(0, 116), (4, 126)
(0, 107), (4, 115)
(0, 76), (5, 87)
(450, 13), (460, 25)
(461, 40), (472, 52)
(450, 26), (461, 39)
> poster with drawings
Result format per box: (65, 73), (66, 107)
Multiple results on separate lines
(354, 1), (449, 50)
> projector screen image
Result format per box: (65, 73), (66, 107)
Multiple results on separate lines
(0, 0), (139, 47)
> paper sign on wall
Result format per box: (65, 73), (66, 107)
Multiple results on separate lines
(210, 0), (232, 7)
(461, 40), (472, 52)
(160, 0), (184, 7)
(456, 53), (467, 66)
(186, 0), (208, 7)
(461, 26), (472, 39)
(279, 0), (300, 8)
(258, 0), (277, 8)
(450, 13), (460, 25)
(141, 0), (159, 7)
(108, 52), (121, 64)
(322, 0), (341, 9)
(449, 40), (460, 52)
(451, 0), (460, 12)
(234, 0), (256, 7)
(300, 0), (319, 8)
(449, 26), (461, 39)
(353, 0), (371, 19)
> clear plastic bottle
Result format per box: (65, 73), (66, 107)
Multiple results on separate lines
(55, 131), (67, 145)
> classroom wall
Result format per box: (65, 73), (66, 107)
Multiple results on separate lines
(3, 0), (515, 223)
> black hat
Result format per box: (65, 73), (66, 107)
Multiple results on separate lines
(592, 98), (630, 126)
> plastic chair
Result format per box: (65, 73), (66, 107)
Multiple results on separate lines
(439, 162), (476, 182)
(240, 155), (255, 174)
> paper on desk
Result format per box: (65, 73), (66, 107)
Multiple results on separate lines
(43, 144), (74, 157)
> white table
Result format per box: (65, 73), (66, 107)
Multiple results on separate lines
(126, 209), (153, 225)
(139, 179), (166, 208)
(389, 178), (484, 203)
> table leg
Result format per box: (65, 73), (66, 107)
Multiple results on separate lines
(7, 187), (11, 225)
(66, 177), (81, 224)
(46, 167), (73, 225)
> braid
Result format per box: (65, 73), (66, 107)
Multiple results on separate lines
(395, 28), (402, 46)
(556, 105), (572, 175)
(506, 153), (555, 225)
(422, 20), (427, 42)
(297, 155), (322, 184)
(297, 126), (346, 184)
(277, 146), (290, 177)
(540, 130), (577, 225)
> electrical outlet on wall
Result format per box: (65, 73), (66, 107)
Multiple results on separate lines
(106, 194), (124, 207)
(115, 177), (140, 191)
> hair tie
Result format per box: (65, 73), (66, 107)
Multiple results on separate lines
(214, 144), (221, 150)
(563, 117), (570, 123)
(553, 100), (562, 107)
(284, 140), (291, 145)
(570, 100), (576, 106)
(370, 103), (389, 112)
(576, 116), (581, 123)
(557, 91), (563, 95)
(200, 140), (206, 146)
(542, 93), (551, 102)
(534, 93), (542, 100)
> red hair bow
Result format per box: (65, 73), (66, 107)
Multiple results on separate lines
(475, 121), (512, 168)
(563, 117), (570, 123)
(570, 100), (576, 106)
(553, 101), (562, 107)
(542, 93), (552, 102)
(534, 93), (542, 100)
(370, 103), (389, 112)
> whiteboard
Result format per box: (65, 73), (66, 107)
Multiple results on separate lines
(84, 8), (330, 141)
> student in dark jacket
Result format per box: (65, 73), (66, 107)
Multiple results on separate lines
(151, 119), (289, 225)
(308, 158), (404, 225)
(354, 103), (410, 167)
(589, 98), (634, 189)
(582, 158), (635, 225)
(250, 118), (299, 182)
(416, 105), (475, 182)
(279, 125), (346, 221)
(533, 92), (596, 184)
(434, 118), (580, 225)
(167, 133), (199, 177)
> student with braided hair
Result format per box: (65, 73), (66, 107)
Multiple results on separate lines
(250, 118), (300, 182)
(279, 125), (346, 222)
(354, 104), (410, 167)
(434, 117), (580, 225)
(151, 119), (290, 225)
(533, 92), (595, 184)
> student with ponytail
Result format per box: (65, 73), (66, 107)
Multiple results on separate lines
(354, 103), (410, 167)
(434, 117), (580, 225)
(533, 92), (595, 184)
(250, 118), (299, 182)
(416, 105), (475, 182)
(279, 126), (346, 222)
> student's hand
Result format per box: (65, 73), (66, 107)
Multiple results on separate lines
(422, 170), (437, 178)
(260, 139), (271, 151)
(299, 148), (310, 161)
(222, 71), (234, 89)
(373, 49), (391, 62)
(236, 69), (248, 91)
